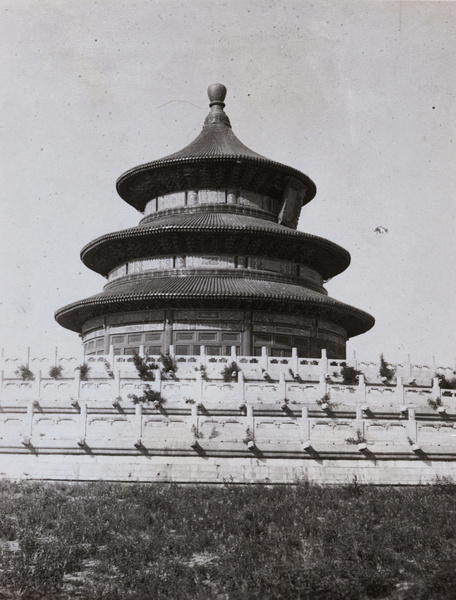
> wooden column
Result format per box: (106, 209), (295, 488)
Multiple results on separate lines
(242, 311), (252, 355)
(163, 310), (173, 354)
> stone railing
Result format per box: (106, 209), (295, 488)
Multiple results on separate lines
(0, 348), (455, 484)
(1, 371), (455, 411)
(0, 379), (454, 473)
(2, 347), (454, 383)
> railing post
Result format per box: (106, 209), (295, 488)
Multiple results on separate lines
(153, 369), (162, 394)
(395, 376), (405, 406)
(301, 406), (309, 443)
(279, 371), (286, 401)
(408, 408), (417, 442)
(200, 345), (206, 368)
(355, 401), (364, 439)
(113, 357), (122, 397)
(195, 370), (203, 404)
(80, 400), (87, 441)
(318, 373), (326, 396)
(405, 354), (412, 378)
(260, 347), (268, 371)
(111, 367), (118, 398)
(246, 404), (254, 439)
(319, 348), (328, 376)
(238, 370), (245, 404)
(348, 347), (357, 369)
(135, 403), (143, 440)
(35, 369), (42, 402)
(357, 374), (366, 404)
(73, 367), (81, 399)
(291, 347), (299, 374)
(26, 399), (35, 438)
(432, 377), (441, 399)
(190, 403), (198, 442)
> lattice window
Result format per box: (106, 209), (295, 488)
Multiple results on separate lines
(147, 346), (162, 355)
(176, 332), (194, 341)
(128, 334), (142, 343)
(254, 333), (272, 344)
(175, 345), (190, 355)
(206, 346), (222, 356)
(199, 332), (218, 342)
(222, 332), (241, 342)
(145, 333), (162, 342)
(275, 334), (292, 346)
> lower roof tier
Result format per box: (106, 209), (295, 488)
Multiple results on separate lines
(55, 274), (375, 337)
(81, 210), (351, 279)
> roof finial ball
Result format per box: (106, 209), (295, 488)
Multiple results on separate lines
(208, 83), (227, 108)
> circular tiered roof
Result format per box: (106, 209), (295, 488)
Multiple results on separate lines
(80, 211), (351, 279)
(55, 276), (374, 337)
(55, 84), (375, 343)
(116, 84), (317, 212)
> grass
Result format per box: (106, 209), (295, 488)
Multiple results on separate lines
(0, 480), (455, 599)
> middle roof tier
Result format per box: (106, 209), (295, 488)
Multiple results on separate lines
(81, 209), (351, 279)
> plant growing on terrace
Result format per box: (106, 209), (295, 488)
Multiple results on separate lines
(132, 351), (156, 381)
(436, 373), (456, 389)
(261, 369), (273, 382)
(345, 429), (367, 445)
(340, 363), (362, 385)
(102, 359), (114, 378)
(242, 427), (255, 445)
(128, 386), (165, 406)
(428, 396), (443, 410)
(49, 365), (63, 380)
(16, 365), (35, 381)
(197, 364), (208, 379)
(76, 363), (90, 381)
(191, 424), (204, 440)
(209, 426), (220, 439)
(289, 368), (302, 382)
(316, 393), (338, 410)
(379, 354), (395, 383)
(160, 352), (176, 375)
(221, 361), (240, 382)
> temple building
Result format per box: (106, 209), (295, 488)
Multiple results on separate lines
(55, 84), (374, 358)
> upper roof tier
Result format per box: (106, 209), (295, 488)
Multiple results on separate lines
(116, 84), (317, 212)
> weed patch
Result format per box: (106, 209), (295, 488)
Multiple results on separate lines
(0, 481), (454, 599)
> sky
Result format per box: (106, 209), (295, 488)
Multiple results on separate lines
(0, 0), (455, 366)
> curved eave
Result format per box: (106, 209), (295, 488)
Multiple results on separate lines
(116, 156), (317, 212)
(55, 276), (375, 338)
(81, 227), (350, 280)
(80, 219), (350, 281)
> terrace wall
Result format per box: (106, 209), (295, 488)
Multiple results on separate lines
(0, 348), (455, 484)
